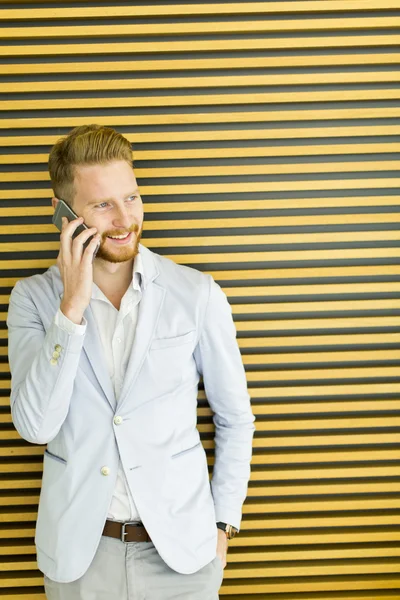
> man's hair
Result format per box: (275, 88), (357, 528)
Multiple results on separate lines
(48, 125), (133, 204)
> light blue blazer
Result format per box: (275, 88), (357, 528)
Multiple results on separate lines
(7, 243), (255, 583)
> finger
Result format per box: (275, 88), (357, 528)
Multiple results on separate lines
(61, 216), (87, 251)
(61, 215), (83, 236)
(59, 217), (67, 252)
(71, 227), (98, 262)
(82, 234), (101, 264)
(60, 216), (83, 260)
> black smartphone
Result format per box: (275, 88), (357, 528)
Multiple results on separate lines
(52, 199), (100, 259)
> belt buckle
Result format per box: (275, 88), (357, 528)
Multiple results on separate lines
(121, 521), (139, 543)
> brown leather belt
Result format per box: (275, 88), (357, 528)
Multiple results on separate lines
(102, 519), (151, 543)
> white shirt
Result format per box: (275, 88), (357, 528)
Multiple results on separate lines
(54, 251), (144, 523)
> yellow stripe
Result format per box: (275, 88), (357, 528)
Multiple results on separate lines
(2, 261), (400, 281)
(1, 18), (399, 40)
(2, 54), (400, 76)
(2, 195), (400, 213)
(210, 265), (400, 279)
(232, 299), (400, 313)
(1, 125), (399, 146)
(248, 433), (400, 447)
(3, 229), (400, 248)
(6, 88), (399, 108)
(241, 348), (400, 362)
(221, 577), (400, 593)
(223, 562), (400, 578)
(227, 282), (400, 295)
(232, 548), (400, 562)
(4, 160), (400, 181)
(244, 368), (400, 381)
(2, 252), (400, 273)
(239, 333), (400, 346)
(234, 315), (400, 330)
(1, 145), (400, 163)
(8, 88), (400, 111)
(4, 180), (400, 201)
(248, 466), (400, 479)
(248, 384), (400, 398)
(140, 177), (400, 194)
(2, 247), (400, 262)
(232, 533), (400, 548)
(3, 211), (400, 227)
(3, 76), (400, 93)
(247, 481), (400, 494)
(2, 36), (399, 57)
(0, 259), (53, 271)
(1, 2), (398, 20)
(249, 451), (400, 464)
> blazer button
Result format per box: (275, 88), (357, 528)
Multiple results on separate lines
(50, 358), (58, 366)
(55, 344), (62, 352)
(52, 351), (61, 359)
(113, 416), (123, 425)
(101, 466), (110, 476)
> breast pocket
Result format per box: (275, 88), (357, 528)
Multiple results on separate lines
(146, 331), (196, 394)
(150, 330), (196, 350)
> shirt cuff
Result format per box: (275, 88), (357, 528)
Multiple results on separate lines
(214, 505), (242, 532)
(54, 308), (87, 335)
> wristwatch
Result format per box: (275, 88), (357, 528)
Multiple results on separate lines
(216, 522), (238, 540)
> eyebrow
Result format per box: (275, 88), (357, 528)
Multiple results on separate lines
(87, 190), (139, 205)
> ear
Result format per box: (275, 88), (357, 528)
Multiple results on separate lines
(51, 197), (59, 210)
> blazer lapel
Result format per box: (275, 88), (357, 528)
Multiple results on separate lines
(118, 245), (165, 409)
(55, 288), (117, 410)
(82, 305), (117, 411)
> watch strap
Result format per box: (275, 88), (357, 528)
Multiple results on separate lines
(216, 521), (238, 539)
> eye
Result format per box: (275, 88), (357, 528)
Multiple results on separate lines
(127, 195), (137, 202)
(96, 202), (109, 209)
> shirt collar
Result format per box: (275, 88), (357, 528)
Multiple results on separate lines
(91, 248), (144, 301)
(132, 249), (144, 292)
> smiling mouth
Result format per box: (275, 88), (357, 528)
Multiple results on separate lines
(106, 232), (134, 244)
(108, 233), (130, 240)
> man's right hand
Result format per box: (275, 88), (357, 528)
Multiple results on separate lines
(57, 216), (100, 325)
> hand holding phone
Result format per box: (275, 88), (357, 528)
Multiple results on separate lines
(52, 200), (101, 324)
(52, 199), (100, 258)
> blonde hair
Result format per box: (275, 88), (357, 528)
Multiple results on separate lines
(48, 125), (133, 204)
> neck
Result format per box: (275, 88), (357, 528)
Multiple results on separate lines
(92, 256), (135, 291)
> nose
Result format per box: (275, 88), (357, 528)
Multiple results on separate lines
(112, 205), (131, 230)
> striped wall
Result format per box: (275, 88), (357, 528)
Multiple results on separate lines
(1, 1), (400, 598)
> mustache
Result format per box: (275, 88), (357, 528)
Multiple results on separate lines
(102, 224), (140, 238)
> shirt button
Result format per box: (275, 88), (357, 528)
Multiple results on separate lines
(101, 466), (110, 476)
(52, 351), (61, 359)
(114, 416), (123, 425)
(50, 358), (58, 366)
(116, 338), (122, 343)
(55, 344), (62, 352)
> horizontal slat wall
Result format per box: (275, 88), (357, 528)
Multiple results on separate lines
(1, 1), (400, 598)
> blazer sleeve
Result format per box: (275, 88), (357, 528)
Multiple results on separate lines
(7, 280), (86, 445)
(193, 275), (256, 530)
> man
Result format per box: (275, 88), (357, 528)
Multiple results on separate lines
(7, 125), (255, 599)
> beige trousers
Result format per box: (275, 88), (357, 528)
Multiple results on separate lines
(43, 534), (224, 600)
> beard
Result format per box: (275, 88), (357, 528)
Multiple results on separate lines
(95, 223), (142, 264)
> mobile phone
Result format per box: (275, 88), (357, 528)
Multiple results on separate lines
(52, 199), (100, 259)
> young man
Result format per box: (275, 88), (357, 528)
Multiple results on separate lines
(7, 125), (255, 599)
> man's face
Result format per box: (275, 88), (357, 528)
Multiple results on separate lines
(69, 160), (144, 264)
